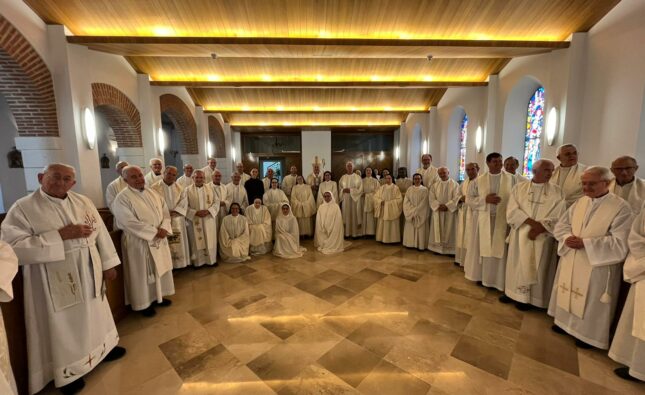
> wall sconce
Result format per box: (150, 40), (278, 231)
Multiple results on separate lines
(231, 146), (237, 164)
(475, 126), (483, 153)
(422, 140), (428, 155)
(394, 146), (400, 160)
(157, 127), (165, 154)
(207, 141), (213, 158)
(83, 107), (97, 150)
(379, 151), (385, 161)
(546, 107), (558, 146)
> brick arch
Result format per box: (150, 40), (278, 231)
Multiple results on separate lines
(208, 116), (226, 157)
(159, 94), (198, 155)
(0, 14), (58, 136)
(91, 83), (142, 147)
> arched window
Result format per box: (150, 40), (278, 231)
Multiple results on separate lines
(458, 114), (468, 181)
(522, 87), (545, 177)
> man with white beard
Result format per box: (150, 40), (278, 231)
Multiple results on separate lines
(402, 173), (429, 250)
(105, 160), (128, 209)
(281, 165), (299, 198)
(374, 174), (403, 244)
(150, 166), (190, 269)
(550, 144), (587, 207)
(144, 158), (164, 186)
(549, 166), (632, 349)
(176, 163), (194, 188)
(501, 160), (566, 310)
(209, 170), (229, 224)
(455, 163), (479, 266)
(338, 161), (364, 238)
(184, 170), (219, 267)
(226, 172), (249, 209)
(609, 156), (644, 214)
(428, 167), (460, 255)
(201, 157), (219, 182)
(609, 204), (645, 382)
(464, 153), (513, 290)
(504, 156), (529, 185)
(112, 165), (175, 317)
(1, 163), (125, 394)
(416, 154), (439, 189)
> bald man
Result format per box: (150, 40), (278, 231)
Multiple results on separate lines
(176, 163), (194, 188)
(609, 156), (644, 214)
(144, 158), (164, 186)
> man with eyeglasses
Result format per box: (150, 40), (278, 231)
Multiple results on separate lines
(610, 156), (644, 214)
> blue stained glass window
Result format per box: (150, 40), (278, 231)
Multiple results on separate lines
(458, 114), (468, 182)
(522, 87), (545, 178)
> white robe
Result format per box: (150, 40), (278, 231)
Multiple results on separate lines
(416, 165), (439, 189)
(609, 178), (645, 214)
(273, 209), (306, 259)
(150, 181), (190, 269)
(306, 172), (323, 198)
(263, 188), (290, 232)
(219, 215), (251, 263)
(105, 176), (127, 209)
(290, 184), (317, 236)
(0, 241), (18, 395)
(201, 166), (220, 183)
(428, 179), (460, 254)
(225, 182), (249, 209)
(176, 174), (194, 189)
(464, 172), (513, 290)
(402, 185), (429, 250)
(339, 173), (364, 238)
(281, 174), (298, 197)
(246, 205), (272, 255)
(455, 178), (475, 266)
(112, 187), (175, 311)
(361, 177), (379, 236)
(1, 189), (120, 393)
(609, 208), (645, 380)
(550, 163), (587, 207)
(548, 193), (632, 349)
(144, 171), (162, 187)
(315, 195), (348, 255)
(317, 181), (339, 208)
(505, 182), (566, 307)
(184, 185), (219, 267)
(262, 177), (274, 191)
(209, 183), (229, 224)
(239, 172), (251, 185)
(396, 178), (413, 197)
(374, 184), (403, 244)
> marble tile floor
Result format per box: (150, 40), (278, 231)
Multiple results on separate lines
(39, 239), (644, 394)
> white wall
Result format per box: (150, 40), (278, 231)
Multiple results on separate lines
(301, 130), (331, 174)
(0, 94), (28, 211)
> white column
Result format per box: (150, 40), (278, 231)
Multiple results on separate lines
(428, 106), (439, 162)
(137, 74), (159, 162)
(194, 105), (209, 168)
(485, 74), (500, 155)
(560, 33), (587, 147)
(47, 25), (104, 205)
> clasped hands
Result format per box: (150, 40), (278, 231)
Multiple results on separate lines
(523, 218), (547, 240)
(485, 193), (502, 205)
(195, 209), (211, 218)
(564, 235), (585, 249)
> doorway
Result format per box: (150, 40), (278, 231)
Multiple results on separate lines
(260, 157), (285, 182)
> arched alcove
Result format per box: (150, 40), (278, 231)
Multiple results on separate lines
(501, 75), (544, 167)
(445, 106), (467, 180)
(208, 116), (226, 158)
(91, 83), (142, 147)
(408, 123), (422, 172)
(159, 94), (198, 156)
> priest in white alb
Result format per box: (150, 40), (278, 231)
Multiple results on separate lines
(504, 156), (529, 186)
(609, 203), (645, 382)
(176, 163), (194, 188)
(236, 162), (251, 185)
(317, 171), (339, 207)
(306, 158), (323, 199)
(361, 168), (379, 237)
(281, 165), (298, 198)
(184, 170), (219, 267)
(416, 154), (439, 189)
(402, 173), (429, 250)
(144, 158), (163, 186)
(0, 241), (18, 395)
(609, 156), (644, 214)
(395, 167), (413, 198)
(226, 172), (249, 209)
(428, 167), (460, 255)
(150, 166), (190, 269)
(247, 198), (272, 255)
(1, 164), (125, 394)
(502, 160), (566, 310)
(290, 175), (317, 236)
(550, 144), (587, 207)
(339, 161), (364, 238)
(219, 203), (251, 263)
(455, 162), (479, 266)
(374, 174), (403, 244)
(315, 192), (348, 254)
(464, 153), (513, 290)
(105, 160), (128, 209)
(201, 158), (219, 182)
(549, 166), (633, 349)
(209, 170), (229, 224)
(262, 168), (275, 191)
(112, 165), (175, 317)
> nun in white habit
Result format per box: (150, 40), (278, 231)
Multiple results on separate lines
(290, 175), (317, 237)
(247, 198), (273, 255)
(219, 203), (251, 263)
(315, 192), (349, 254)
(273, 203), (307, 259)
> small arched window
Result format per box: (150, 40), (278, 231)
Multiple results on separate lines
(458, 114), (468, 181)
(523, 87), (545, 177)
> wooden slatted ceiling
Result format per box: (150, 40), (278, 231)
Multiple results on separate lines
(26, 0), (618, 41)
(188, 88), (446, 111)
(226, 113), (407, 126)
(128, 57), (508, 83)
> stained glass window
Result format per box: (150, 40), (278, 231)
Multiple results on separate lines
(458, 114), (468, 181)
(522, 87), (545, 178)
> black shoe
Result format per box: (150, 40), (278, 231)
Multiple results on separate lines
(476, 281), (484, 287)
(498, 295), (513, 304)
(575, 339), (593, 349)
(515, 302), (533, 311)
(453, 261), (460, 266)
(156, 298), (172, 307)
(104, 346), (126, 362)
(551, 324), (566, 335)
(614, 367), (643, 382)
(59, 378), (85, 395)
(140, 306), (156, 317)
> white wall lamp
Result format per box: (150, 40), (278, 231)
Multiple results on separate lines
(394, 146), (400, 161)
(422, 140), (428, 155)
(231, 146), (237, 164)
(546, 107), (558, 146)
(82, 107), (97, 150)
(207, 141), (213, 158)
(475, 126), (483, 153)
(157, 127), (166, 154)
